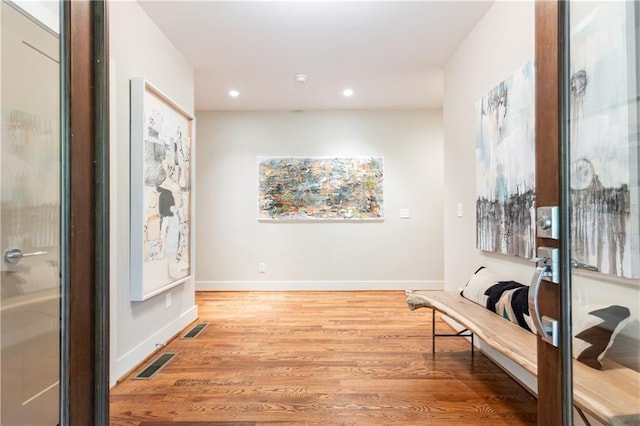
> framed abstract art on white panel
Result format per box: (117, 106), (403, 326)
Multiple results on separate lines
(130, 78), (194, 301)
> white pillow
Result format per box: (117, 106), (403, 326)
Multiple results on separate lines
(460, 267), (506, 307)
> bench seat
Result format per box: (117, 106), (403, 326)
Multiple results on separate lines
(407, 291), (640, 426)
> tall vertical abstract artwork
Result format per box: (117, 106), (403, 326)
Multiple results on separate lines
(130, 78), (194, 300)
(570, 3), (640, 278)
(476, 61), (536, 259)
(258, 157), (384, 221)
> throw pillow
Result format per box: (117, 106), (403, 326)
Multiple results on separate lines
(460, 266), (506, 307)
(485, 282), (535, 333)
(573, 304), (631, 370)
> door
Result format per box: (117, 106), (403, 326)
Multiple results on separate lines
(567, 1), (640, 425)
(533, 2), (564, 423)
(1, 1), (61, 425)
(534, 1), (640, 424)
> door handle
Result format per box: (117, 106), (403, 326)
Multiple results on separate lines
(571, 259), (599, 272)
(4, 249), (48, 265)
(528, 265), (559, 347)
(528, 247), (560, 347)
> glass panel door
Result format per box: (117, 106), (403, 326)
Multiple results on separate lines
(0, 1), (61, 424)
(568, 0), (640, 423)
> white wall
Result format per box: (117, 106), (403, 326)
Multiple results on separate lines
(443, 0), (638, 364)
(443, 1), (535, 291)
(195, 110), (443, 291)
(109, 1), (197, 386)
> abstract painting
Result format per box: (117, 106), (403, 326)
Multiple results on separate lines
(476, 61), (536, 259)
(130, 78), (194, 300)
(258, 157), (384, 221)
(569, 3), (640, 278)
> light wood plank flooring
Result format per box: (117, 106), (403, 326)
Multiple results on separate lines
(110, 291), (537, 425)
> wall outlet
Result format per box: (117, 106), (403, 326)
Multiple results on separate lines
(165, 293), (172, 308)
(400, 208), (410, 219)
(259, 262), (266, 273)
(457, 203), (463, 218)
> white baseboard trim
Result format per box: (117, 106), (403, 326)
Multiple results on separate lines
(111, 304), (198, 387)
(196, 280), (443, 291)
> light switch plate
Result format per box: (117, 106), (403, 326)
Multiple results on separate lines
(400, 208), (410, 219)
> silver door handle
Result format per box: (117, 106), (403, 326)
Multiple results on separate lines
(528, 265), (559, 347)
(4, 249), (48, 265)
(571, 259), (599, 272)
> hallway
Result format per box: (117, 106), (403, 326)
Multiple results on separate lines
(110, 291), (536, 425)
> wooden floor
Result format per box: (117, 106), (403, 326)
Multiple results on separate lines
(110, 291), (537, 425)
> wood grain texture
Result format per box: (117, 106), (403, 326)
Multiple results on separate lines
(408, 291), (640, 425)
(110, 291), (536, 425)
(535, 1), (563, 424)
(66, 1), (110, 424)
(408, 292), (538, 374)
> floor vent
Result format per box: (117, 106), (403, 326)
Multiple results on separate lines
(181, 322), (209, 339)
(133, 353), (176, 380)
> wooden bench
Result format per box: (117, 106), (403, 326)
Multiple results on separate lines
(407, 291), (640, 426)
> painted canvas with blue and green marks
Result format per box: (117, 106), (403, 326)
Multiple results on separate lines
(476, 61), (535, 259)
(258, 157), (384, 221)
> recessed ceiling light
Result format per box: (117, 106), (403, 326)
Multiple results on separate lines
(229, 89), (240, 98)
(295, 74), (308, 83)
(343, 88), (354, 97)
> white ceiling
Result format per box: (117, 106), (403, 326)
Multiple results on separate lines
(138, 1), (494, 111)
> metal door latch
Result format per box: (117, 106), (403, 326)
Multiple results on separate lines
(528, 247), (559, 347)
(4, 249), (47, 265)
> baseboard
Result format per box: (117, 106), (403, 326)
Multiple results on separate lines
(196, 280), (444, 291)
(111, 304), (198, 387)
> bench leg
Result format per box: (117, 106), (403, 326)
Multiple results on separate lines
(576, 407), (591, 426)
(471, 333), (474, 357)
(432, 308), (436, 353)
(431, 308), (475, 356)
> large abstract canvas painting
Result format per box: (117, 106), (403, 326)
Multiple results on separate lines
(476, 61), (536, 259)
(130, 78), (194, 300)
(258, 157), (384, 221)
(569, 3), (640, 278)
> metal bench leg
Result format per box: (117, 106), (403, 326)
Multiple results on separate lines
(432, 308), (436, 353)
(471, 333), (474, 356)
(576, 407), (591, 426)
(431, 308), (474, 356)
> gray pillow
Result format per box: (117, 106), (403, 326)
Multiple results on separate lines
(573, 304), (631, 370)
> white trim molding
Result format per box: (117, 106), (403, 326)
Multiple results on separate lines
(196, 280), (443, 292)
(111, 304), (198, 386)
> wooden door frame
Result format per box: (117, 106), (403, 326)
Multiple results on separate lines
(61, 1), (109, 424)
(535, 1), (572, 425)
